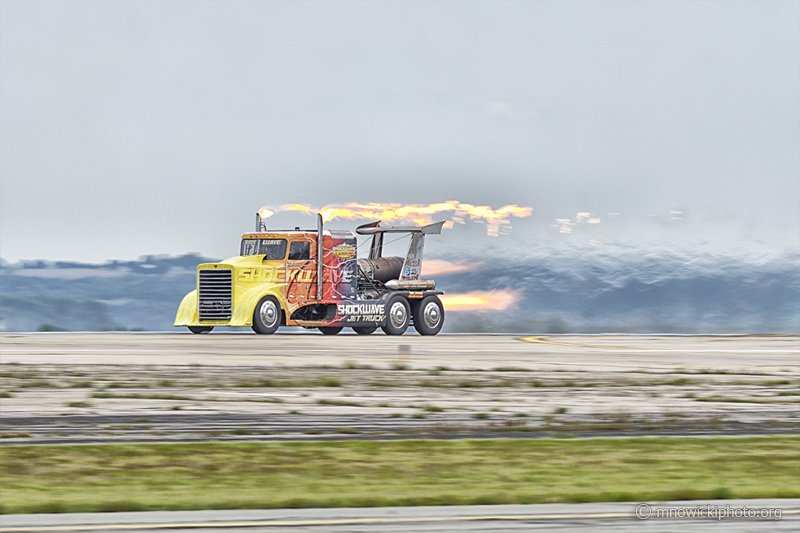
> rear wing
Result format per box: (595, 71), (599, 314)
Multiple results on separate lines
(356, 220), (445, 235)
(356, 220), (445, 281)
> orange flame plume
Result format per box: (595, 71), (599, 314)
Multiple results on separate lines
(422, 260), (482, 277)
(257, 207), (275, 219)
(440, 289), (521, 312)
(272, 201), (532, 235)
(282, 204), (315, 215)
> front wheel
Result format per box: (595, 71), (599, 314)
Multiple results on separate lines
(252, 296), (281, 335)
(352, 326), (377, 335)
(381, 296), (410, 336)
(319, 327), (343, 335)
(413, 295), (444, 335)
(188, 326), (213, 334)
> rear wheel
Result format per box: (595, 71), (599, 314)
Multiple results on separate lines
(413, 295), (444, 336)
(188, 326), (213, 334)
(381, 296), (410, 336)
(319, 327), (343, 335)
(252, 296), (281, 335)
(352, 326), (378, 335)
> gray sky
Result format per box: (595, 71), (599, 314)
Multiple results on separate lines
(1, 0), (798, 263)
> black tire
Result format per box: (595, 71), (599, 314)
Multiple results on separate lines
(381, 296), (410, 336)
(352, 326), (378, 335)
(252, 295), (281, 335)
(319, 327), (343, 335)
(413, 295), (444, 336)
(188, 326), (213, 334)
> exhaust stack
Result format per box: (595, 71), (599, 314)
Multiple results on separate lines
(255, 213), (266, 232)
(317, 213), (324, 299)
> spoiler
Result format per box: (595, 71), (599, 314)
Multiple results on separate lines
(355, 220), (445, 277)
(356, 220), (445, 235)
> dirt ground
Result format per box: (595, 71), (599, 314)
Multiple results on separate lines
(1, 360), (798, 443)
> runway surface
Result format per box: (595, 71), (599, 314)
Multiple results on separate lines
(1, 335), (797, 530)
(2, 333), (797, 372)
(1, 500), (797, 532)
(2, 333), (798, 443)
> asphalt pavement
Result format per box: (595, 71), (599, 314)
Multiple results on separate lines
(1, 333), (797, 372)
(1, 500), (797, 532)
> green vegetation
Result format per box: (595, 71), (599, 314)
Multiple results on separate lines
(315, 399), (363, 407)
(18, 381), (57, 388)
(342, 362), (372, 370)
(234, 377), (341, 388)
(694, 396), (800, 405)
(0, 437), (797, 514)
(664, 378), (691, 386)
(0, 432), (31, 439)
(105, 382), (149, 389)
(90, 392), (284, 404)
(36, 324), (66, 332)
(92, 392), (195, 401)
(65, 401), (92, 408)
(334, 427), (361, 434)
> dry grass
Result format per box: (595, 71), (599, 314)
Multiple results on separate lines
(1, 436), (797, 514)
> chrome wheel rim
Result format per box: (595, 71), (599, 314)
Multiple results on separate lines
(423, 302), (441, 329)
(259, 300), (279, 328)
(389, 301), (407, 329)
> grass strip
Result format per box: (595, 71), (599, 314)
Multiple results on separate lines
(90, 392), (284, 403)
(1, 436), (798, 514)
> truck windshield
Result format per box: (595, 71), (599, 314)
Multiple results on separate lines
(240, 239), (287, 260)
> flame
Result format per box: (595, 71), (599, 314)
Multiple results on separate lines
(440, 289), (521, 312)
(282, 204), (316, 214)
(257, 207), (275, 219)
(422, 260), (482, 276)
(263, 201), (533, 236)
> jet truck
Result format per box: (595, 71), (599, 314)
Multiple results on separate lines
(174, 211), (445, 335)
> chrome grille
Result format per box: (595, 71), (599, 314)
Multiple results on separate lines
(198, 269), (232, 321)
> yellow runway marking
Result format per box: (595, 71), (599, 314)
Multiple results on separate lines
(520, 336), (665, 351)
(519, 336), (799, 356)
(3, 510), (797, 531)
(519, 335), (799, 352)
(1, 353), (797, 372)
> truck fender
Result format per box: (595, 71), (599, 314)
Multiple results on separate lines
(174, 290), (198, 326)
(231, 286), (288, 327)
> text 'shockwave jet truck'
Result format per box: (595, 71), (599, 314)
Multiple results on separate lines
(175, 212), (445, 335)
